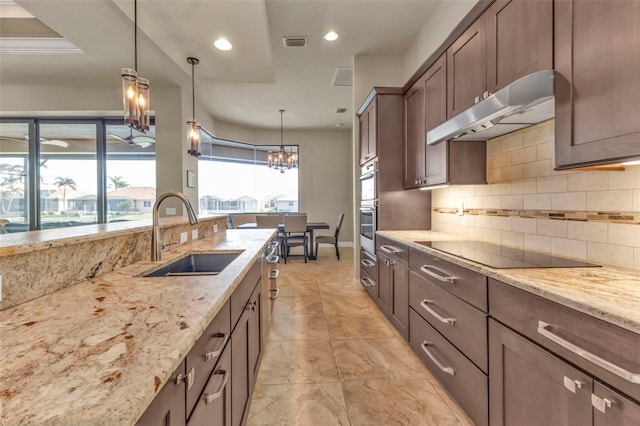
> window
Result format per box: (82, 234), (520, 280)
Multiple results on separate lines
(0, 118), (155, 233)
(198, 132), (298, 214)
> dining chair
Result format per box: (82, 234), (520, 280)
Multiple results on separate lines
(315, 213), (344, 260)
(282, 214), (308, 263)
(256, 214), (279, 229)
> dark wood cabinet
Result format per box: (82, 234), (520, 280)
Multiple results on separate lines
(593, 382), (640, 426)
(359, 99), (377, 165)
(376, 238), (409, 340)
(403, 75), (425, 189)
(187, 342), (232, 426)
(137, 361), (187, 426)
(555, 0), (640, 168)
(447, 18), (486, 119)
(423, 54), (449, 186)
(231, 279), (261, 426)
(360, 249), (378, 300)
(489, 319), (593, 426)
(485, 0), (553, 94)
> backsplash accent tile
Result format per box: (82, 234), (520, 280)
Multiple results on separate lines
(432, 119), (640, 271)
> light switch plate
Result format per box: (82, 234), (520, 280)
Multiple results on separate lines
(213, 224), (219, 233)
(180, 232), (188, 243)
(457, 201), (464, 216)
(192, 229), (198, 240)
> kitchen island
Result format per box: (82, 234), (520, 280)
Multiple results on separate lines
(0, 229), (274, 425)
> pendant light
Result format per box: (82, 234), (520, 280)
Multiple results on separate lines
(186, 57), (201, 157)
(121, 0), (150, 131)
(268, 109), (298, 173)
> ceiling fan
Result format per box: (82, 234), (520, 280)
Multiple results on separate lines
(0, 135), (70, 148)
(108, 127), (155, 148)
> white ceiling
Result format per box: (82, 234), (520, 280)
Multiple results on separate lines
(0, 0), (461, 130)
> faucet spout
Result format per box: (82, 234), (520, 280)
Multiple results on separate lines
(151, 191), (199, 261)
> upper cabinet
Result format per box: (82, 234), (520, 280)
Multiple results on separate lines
(403, 74), (425, 189)
(359, 99), (377, 165)
(485, 0), (553, 94)
(447, 19), (487, 119)
(423, 55), (449, 186)
(554, 0), (640, 169)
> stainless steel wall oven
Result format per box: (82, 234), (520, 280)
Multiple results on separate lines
(360, 160), (377, 255)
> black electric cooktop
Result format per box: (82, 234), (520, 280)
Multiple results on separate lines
(416, 240), (601, 269)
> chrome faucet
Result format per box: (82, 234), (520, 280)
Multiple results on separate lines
(151, 191), (199, 261)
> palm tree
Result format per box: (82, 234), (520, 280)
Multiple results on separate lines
(0, 164), (25, 214)
(54, 176), (77, 212)
(108, 176), (129, 190)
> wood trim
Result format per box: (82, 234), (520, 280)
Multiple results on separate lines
(357, 87), (403, 116)
(403, 0), (495, 93)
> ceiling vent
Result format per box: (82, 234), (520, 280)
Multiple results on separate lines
(283, 36), (308, 48)
(332, 67), (353, 87)
(335, 107), (347, 114)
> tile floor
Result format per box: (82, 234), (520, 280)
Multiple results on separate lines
(247, 247), (473, 426)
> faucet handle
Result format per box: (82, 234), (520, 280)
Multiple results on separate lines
(161, 241), (178, 250)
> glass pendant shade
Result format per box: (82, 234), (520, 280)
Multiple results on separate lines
(187, 119), (201, 157)
(137, 77), (150, 130)
(122, 68), (138, 126)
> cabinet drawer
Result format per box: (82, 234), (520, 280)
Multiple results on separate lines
(231, 260), (261, 329)
(376, 235), (408, 263)
(409, 248), (487, 311)
(186, 300), (231, 417)
(360, 266), (377, 300)
(409, 271), (487, 373)
(360, 250), (378, 281)
(409, 309), (488, 426)
(490, 278), (640, 402)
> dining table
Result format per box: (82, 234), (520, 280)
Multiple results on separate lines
(236, 221), (330, 260)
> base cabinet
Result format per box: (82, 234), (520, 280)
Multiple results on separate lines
(376, 238), (409, 340)
(137, 361), (187, 426)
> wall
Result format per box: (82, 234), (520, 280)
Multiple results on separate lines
(432, 120), (640, 271)
(212, 121), (354, 243)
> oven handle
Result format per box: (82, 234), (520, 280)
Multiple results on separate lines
(359, 207), (375, 213)
(359, 171), (375, 180)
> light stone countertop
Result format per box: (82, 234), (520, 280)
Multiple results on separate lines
(0, 229), (274, 425)
(378, 230), (640, 335)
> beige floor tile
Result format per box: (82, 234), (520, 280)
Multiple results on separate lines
(256, 340), (340, 385)
(270, 295), (324, 316)
(321, 293), (379, 315)
(342, 379), (468, 426)
(333, 338), (427, 382)
(247, 383), (350, 426)
(269, 314), (330, 341)
(276, 274), (320, 297)
(325, 310), (395, 340)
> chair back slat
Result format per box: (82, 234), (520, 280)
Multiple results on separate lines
(334, 213), (345, 239)
(284, 214), (307, 233)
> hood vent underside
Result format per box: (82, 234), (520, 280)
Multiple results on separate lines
(427, 69), (555, 145)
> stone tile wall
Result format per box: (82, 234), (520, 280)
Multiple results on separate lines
(432, 119), (640, 271)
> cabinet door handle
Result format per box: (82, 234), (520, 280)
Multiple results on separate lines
(176, 367), (195, 390)
(269, 269), (280, 280)
(380, 245), (402, 255)
(538, 321), (640, 384)
(204, 368), (230, 404)
(591, 394), (613, 414)
(420, 299), (456, 326)
(360, 277), (375, 287)
(420, 265), (456, 283)
(421, 341), (455, 376)
(204, 332), (227, 362)
(360, 259), (375, 268)
(563, 376), (584, 393)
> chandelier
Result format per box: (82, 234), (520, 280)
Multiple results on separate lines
(268, 109), (298, 173)
(121, 0), (150, 132)
(186, 57), (201, 157)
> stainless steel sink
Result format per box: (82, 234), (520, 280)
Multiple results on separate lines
(142, 252), (242, 277)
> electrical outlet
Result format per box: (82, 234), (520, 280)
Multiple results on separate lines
(166, 207), (176, 216)
(213, 224), (219, 233)
(180, 232), (188, 243)
(457, 201), (464, 216)
(192, 229), (198, 240)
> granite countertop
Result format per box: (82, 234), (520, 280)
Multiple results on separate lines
(0, 229), (274, 425)
(378, 230), (640, 335)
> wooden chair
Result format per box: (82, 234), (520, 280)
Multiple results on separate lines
(256, 214), (279, 229)
(315, 213), (344, 260)
(282, 214), (308, 263)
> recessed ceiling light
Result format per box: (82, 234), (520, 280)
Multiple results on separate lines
(214, 38), (232, 51)
(324, 31), (339, 41)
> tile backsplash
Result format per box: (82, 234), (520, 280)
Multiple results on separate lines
(432, 119), (640, 271)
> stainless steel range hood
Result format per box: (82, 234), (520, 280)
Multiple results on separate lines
(427, 69), (555, 145)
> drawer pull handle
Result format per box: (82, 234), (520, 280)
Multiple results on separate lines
(360, 277), (375, 288)
(420, 265), (456, 283)
(204, 332), (227, 361)
(360, 259), (375, 268)
(380, 245), (402, 255)
(563, 376), (584, 393)
(421, 341), (455, 376)
(591, 394), (613, 414)
(269, 269), (280, 280)
(176, 367), (195, 390)
(538, 321), (640, 384)
(204, 368), (230, 404)
(420, 300), (456, 326)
